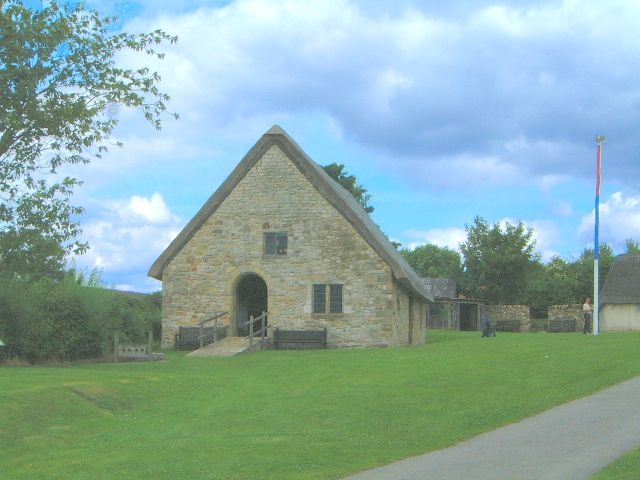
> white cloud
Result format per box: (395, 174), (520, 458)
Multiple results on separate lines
(526, 219), (560, 262)
(116, 192), (176, 224)
(404, 217), (561, 261)
(578, 192), (640, 252)
(73, 193), (184, 290)
(552, 201), (573, 217)
(404, 153), (522, 189)
(403, 218), (559, 258)
(403, 227), (466, 251)
(60, 0), (640, 288)
(536, 174), (567, 192)
(106, 0), (640, 191)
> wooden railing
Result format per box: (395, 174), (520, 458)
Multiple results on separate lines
(198, 311), (228, 348)
(246, 311), (268, 350)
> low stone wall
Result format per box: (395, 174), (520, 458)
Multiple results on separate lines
(486, 305), (531, 332)
(478, 304), (587, 333)
(549, 304), (584, 330)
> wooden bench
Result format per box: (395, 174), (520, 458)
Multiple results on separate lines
(548, 319), (576, 333)
(495, 320), (521, 332)
(174, 326), (227, 350)
(273, 328), (327, 350)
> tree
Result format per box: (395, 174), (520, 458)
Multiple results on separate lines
(625, 238), (640, 254)
(526, 256), (578, 317)
(0, 1), (177, 280)
(401, 243), (463, 282)
(569, 244), (614, 301)
(460, 216), (538, 304)
(322, 163), (374, 213)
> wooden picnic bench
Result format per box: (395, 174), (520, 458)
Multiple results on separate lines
(495, 320), (521, 332)
(273, 328), (327, 350)
(548, 319), (576, 333)
(174, 326), (227, 350)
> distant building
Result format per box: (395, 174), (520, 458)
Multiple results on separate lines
(422, 278), (484, 331)
(600, 253), (640, 331)
(149, 126), (432, 348)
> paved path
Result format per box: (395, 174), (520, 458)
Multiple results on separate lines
(345, 376), (640, 480)
(187, 336), (254, 357)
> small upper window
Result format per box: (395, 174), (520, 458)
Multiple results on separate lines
(264, 232), (288, 256)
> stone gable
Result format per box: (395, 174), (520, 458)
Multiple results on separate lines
(161, 144), (426, 348)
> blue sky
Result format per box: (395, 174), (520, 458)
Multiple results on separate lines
(32, 0), (640, 292)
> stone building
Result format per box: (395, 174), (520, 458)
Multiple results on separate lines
(422, 278), (486, 331)
(148, 126), (432, 349)
(600, 253), (640, 331)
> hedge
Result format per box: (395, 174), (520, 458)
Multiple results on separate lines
(0, 276), (161, 363)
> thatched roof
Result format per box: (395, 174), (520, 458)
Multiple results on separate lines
(421, 278), (457, 300)
(601, 254), (640, 305)
(148, 126), (432, 302)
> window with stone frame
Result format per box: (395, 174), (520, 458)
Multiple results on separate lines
(313, 284), (326, 313)
(329, 284), (343, 313)
(264, 232), (288, 256)
(312, 283), (343, 314)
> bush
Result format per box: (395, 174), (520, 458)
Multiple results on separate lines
(0, 277), (161, 363)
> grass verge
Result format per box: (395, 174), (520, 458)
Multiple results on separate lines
(593, 447), (640, 480)
(2, 331), (640, 479)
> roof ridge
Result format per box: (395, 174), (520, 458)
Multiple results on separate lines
(148, 126), (432, 301)
(265, 124), (286, 135)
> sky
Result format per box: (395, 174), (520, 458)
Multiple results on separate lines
(28, 0), (640, 292)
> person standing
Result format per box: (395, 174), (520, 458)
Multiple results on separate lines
(583, 297), (593, 334)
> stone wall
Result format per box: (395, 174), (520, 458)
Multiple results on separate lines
(549, 304), (583, 330)
(161, 144), (425, 348)
(486, 305), (531, 332)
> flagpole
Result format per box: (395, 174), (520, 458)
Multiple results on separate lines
(593, 135), (606, 336)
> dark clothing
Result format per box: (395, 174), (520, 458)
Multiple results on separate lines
(481, 316), (495, 337)
(583, 313), (592, 334)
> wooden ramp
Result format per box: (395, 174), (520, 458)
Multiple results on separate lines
(187, 336), (262, 357)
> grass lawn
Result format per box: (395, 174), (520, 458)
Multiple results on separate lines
(2, 331), (640, 480)
(593, 448), (640, 480)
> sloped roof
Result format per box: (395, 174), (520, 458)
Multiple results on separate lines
(421, 278), (457, 300)
(601, 254), (640, 305)
(148, 125), (433, 302)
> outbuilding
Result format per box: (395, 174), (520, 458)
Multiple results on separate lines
(600, 253), (640, 331)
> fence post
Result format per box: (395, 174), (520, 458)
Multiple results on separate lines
(249, 315), (254, 348)
(113, 331), (119, 363)
(261, 311), (266, 349)
(147, 331), (153, 360)
(213, 312), (218, 343)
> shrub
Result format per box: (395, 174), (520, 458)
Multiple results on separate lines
(0, 277), (161, 363)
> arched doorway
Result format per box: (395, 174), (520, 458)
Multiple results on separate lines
(235, 274), (268, 337)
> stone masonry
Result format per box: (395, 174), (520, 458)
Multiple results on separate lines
(485, 304), (531, 332)
(549, 304), (584, 330)
(160, 144), (426, 348)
